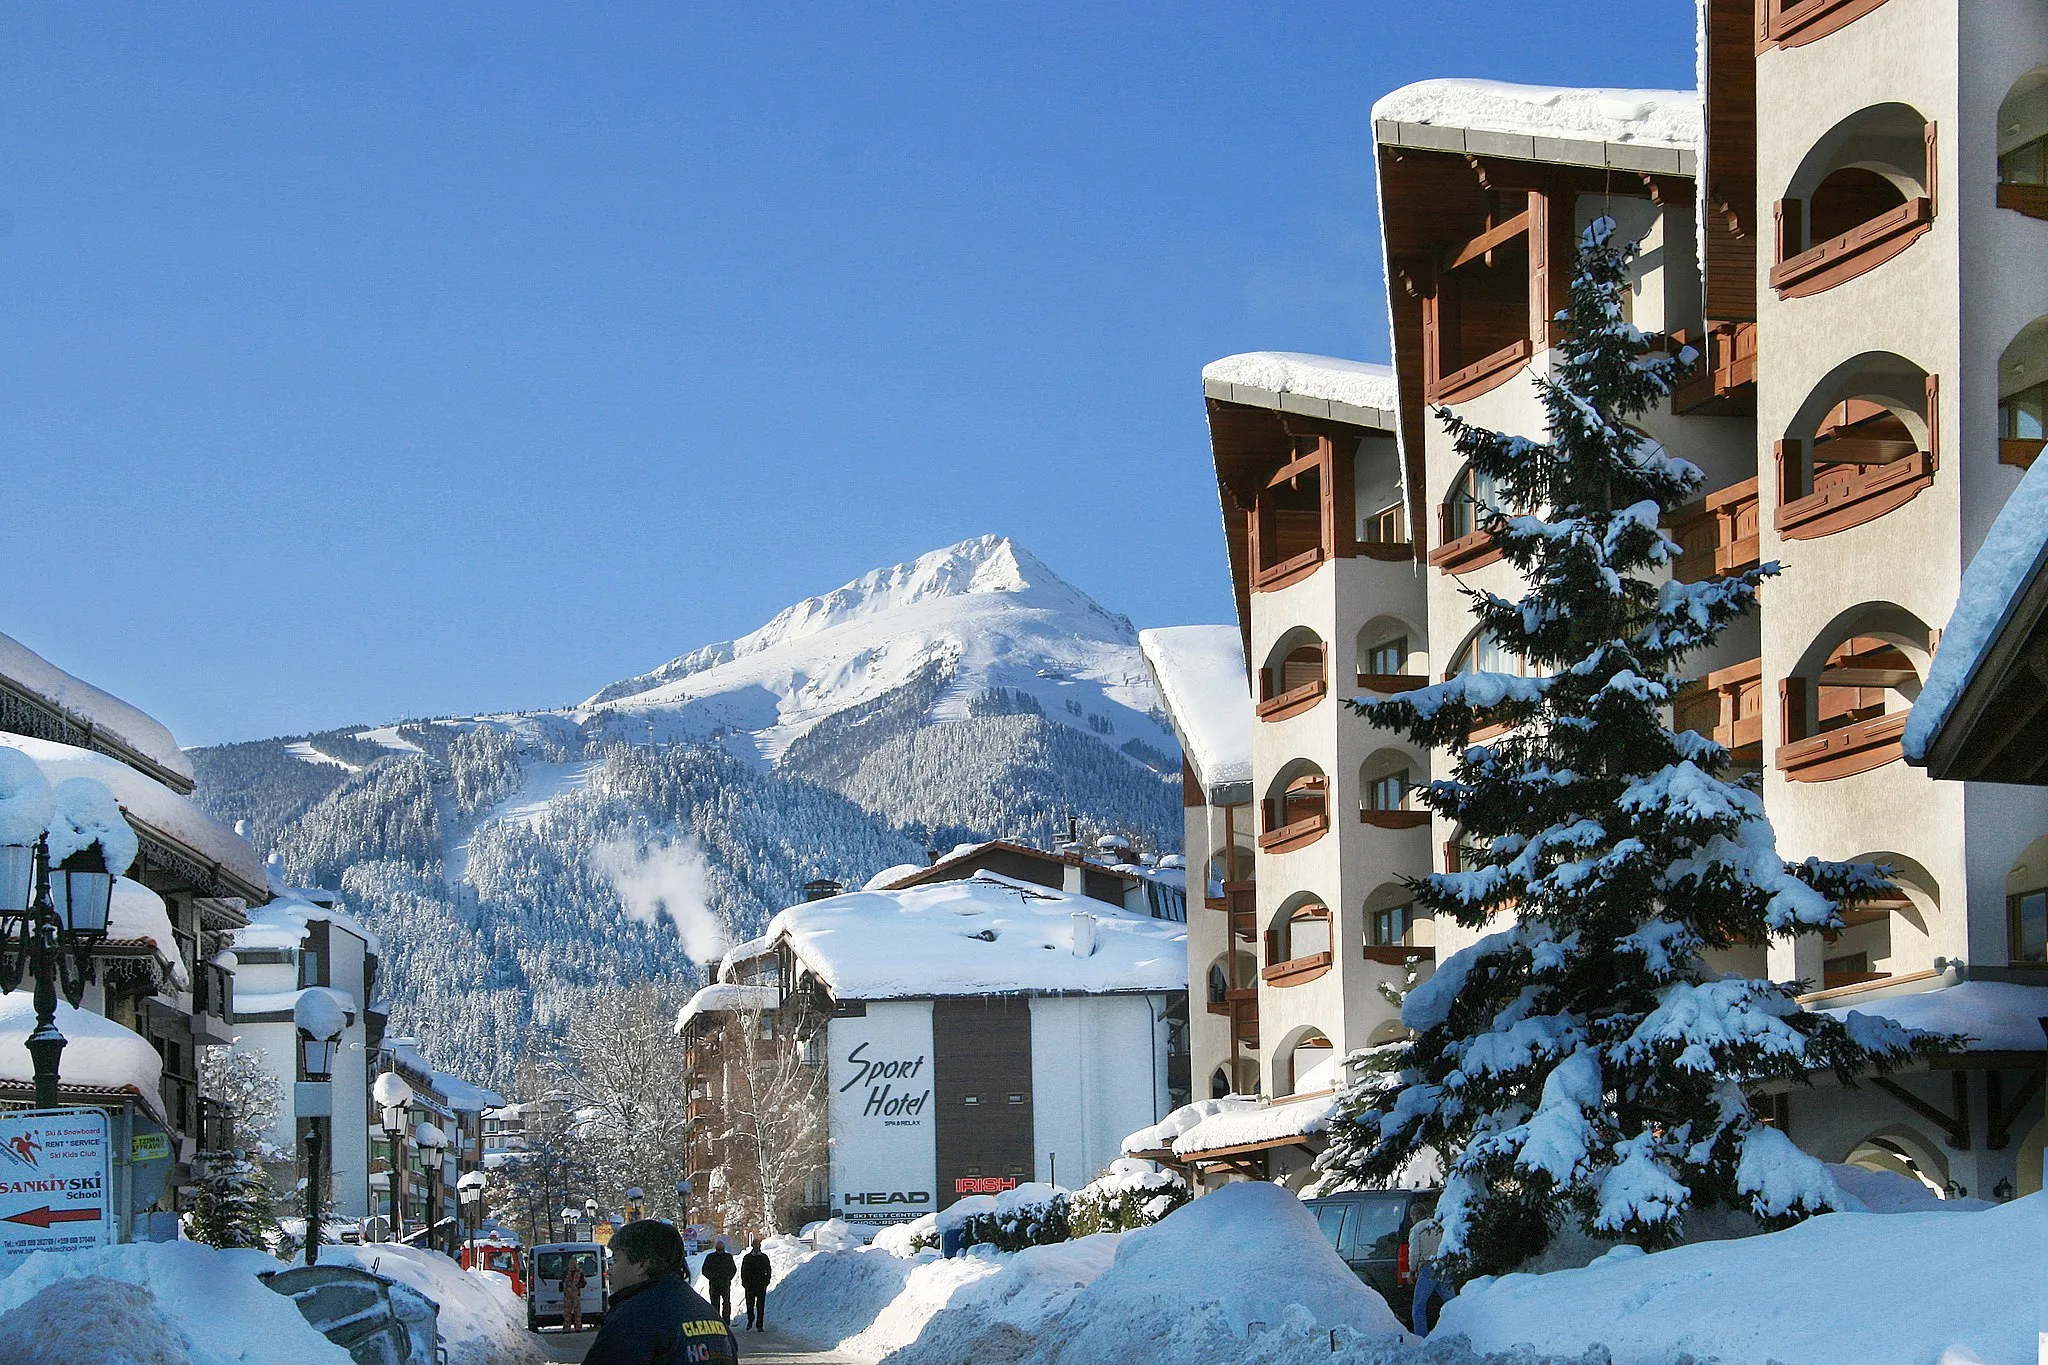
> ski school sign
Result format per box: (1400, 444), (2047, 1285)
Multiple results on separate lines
(827, 1003), (935, 1225)
(0, 1109), (113, 1262)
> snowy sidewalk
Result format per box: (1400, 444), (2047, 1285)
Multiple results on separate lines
(537, 1324), (855, 1363)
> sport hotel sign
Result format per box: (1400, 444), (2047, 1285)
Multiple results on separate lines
(828, 1002), (935, 1225)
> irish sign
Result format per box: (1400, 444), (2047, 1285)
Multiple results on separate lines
(0, 1109), (113, 1262)
(828, 1001), (936, 1226)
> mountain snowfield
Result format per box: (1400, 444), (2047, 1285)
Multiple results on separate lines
(187, 536), (1185, 1085)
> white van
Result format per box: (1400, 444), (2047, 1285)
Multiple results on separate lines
(527, 1242), (607, 1331)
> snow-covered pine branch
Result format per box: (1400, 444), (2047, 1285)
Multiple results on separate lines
(1319, 217), (1960, 1280)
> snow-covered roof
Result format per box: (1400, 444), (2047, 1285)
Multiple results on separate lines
(0, 733), (264, 899)
(675, 983), (779, 1034)
(766, 873), (1186, 1002)
(235, 892), (383, 957)
(1905, 455), (2048, 764)
(1823, 980), (2048, 1053)
(1123, 1092), (1336, 1160)
(109, 876), (189, 987)
(0, 631), (195, 788)
(236, 984), (359, 1025)
(0, 992), (163, 1118)
(1200, 353), (1399, 426)
(715, 934), (776, 985)
(385, 1036), (508, 1112)
(1373, 79), (1699, 175)
(1138, 627), (1253, 801)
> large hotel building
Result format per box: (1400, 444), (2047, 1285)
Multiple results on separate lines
(1142, 0), (2048, 1202)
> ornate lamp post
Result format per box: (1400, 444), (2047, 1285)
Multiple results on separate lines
(458, 1169), (486, 1262)
(295, 991), (345, 1266)
(374, 1070), (414, 1241)
(0, 762), (129, 1110)
(416, 1120), (449, 1252)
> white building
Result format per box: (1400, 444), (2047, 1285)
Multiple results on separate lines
(684, 873), (1188, 1230)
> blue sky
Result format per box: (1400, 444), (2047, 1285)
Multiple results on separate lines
(0, 3), (1696, 746)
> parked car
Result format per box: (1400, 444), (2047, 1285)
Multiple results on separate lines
(1300, 1188), (1440, 1321)
(527, 1242), (607, 1332)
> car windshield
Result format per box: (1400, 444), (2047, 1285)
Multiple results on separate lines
(536, 1251), (599, 1282)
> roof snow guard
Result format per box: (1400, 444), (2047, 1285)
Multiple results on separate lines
(1200, 353), (1398, 431)
(1372, 79), (1699, 177)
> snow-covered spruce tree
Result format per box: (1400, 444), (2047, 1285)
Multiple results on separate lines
(184, 1149), (280, 1251)
(1316, 217), (1955, 1279)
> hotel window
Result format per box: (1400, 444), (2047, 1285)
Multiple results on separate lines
(2002, 134), (2048, 188)
(1366, 770), (1410, 812)
(1444, 466), (1500, 541)
(1365, 636), (1408, 677)
(2001, 380), (2046, 444)
(1368, 904), (1410, 948)
(1365, 501), (1406, 547)
(2011, 888), (2047, 966)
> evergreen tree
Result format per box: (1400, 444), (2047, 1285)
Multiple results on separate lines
(1316, 217), (1955, 1279)
(184, 1149), (280, 1251)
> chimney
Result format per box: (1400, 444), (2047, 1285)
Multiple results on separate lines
(1071, 912), (1097, 958)
(926, 849), (944, 866)
(802, 879), (843, 903)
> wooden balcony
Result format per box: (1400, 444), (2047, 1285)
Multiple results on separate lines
(1999, 182), (2048, 222)
(1428, 338), (1532, 406)
(1359, 808), (1431, 830)
(1769, 196), (1931, 299)
(1358, 540), (1415, 562)
(2000, 438), (2046, 471)
(1778, 709), (1908, 782)
(1671, 322), (1758, 415)
(1667, 478), (1760, 582)
(1759, 0), (1891, 47)
(1356, 672), (1432, 695)
(1256, 678), (1327, 722)
(1261, 951), (1333, 987)
(1776, 446), (1936, 540)
(1257, 811), (1328, 854)
(1253, 544), (1325, 592)
(1205, 985), (1258, 1016)
(1363, 944), (1436, 966)
(1427, 526), (1504, 576)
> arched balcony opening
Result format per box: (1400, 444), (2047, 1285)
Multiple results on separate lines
(1363, 881), (1431, 963)
(1257, 628), (1328, 721)
(1357, 615), (1428, 693)
(1771, 103), (1935, 299)
(1263, 893), (1334, 987)
(1998, 67), (2048, 221)
(1814, 851), (1937, 994)
(1446, 626), (1540, 742)
(1841, 1133), (1950, 1199)
(1359, 747), (1429, 829)
(1277, 1026), (1338, 1097)
(1429, 461), (1506, 574)
(1259, 760), (1329, 854)
(1999, 316), (2048, 471)
(1779, 603), (1931, 781)
(1774, 352), (1938, 539)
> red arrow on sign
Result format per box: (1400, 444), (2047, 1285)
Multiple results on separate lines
(5, 1206), (101, 1229)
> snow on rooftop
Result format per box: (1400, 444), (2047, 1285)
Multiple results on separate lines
(235, 892), (384, 957)
(237, 985), (359, 1024)
(110, 877), (188, 988)
(715, 934), (777, 984)
(0, 632), (195, 785)
(1905, 454), (2048, 762)
(1200, 352), (1398, 416)
(766, 873), (1185, 1001)
(0, 733), (263, 895)
(1373, 79), (1700, 152)
(1123, 1091), (1337, 1160)
(675, 983), (779, 1034)
(1138, 627), (1253, 794)
(0, 992), (164, 1118)
(1823, 979), (2048, 1053)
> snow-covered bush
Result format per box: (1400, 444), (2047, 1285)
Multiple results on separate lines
(1068, 1159), (1189, 1236)
(871, 1213), (938, 1258)
(958, 1183), (1070, 1252)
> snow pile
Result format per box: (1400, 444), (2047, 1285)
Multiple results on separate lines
(108, 877), (189, 986)
(0, 735), (261, 893)
(0, 992), (163, 1115)
(766, 873), (1185, 999)
(806, 1218), (868, 1252)
(304, 1243), (547, 1365)
(1372, 79), (1700, 151)
(0, 631), (195, 786)
(577, 535), (1177, 767)
(1125, 1092), (1338, 1160)
(1138, 626), (1253, 795)
(1906, 448), (2048, 761)
(1829, 1163), (1992, 1214)
(1822, 979), (2048, 1053)
(0, 1240), (348, 1365)
(1201, 352), (1400, 415)
(1439, 1193), (2033, 1364)
(292, 987), (351, 1042)
(46, 777), (137, 875)
(673, 982), (778, 1033)
(0, 747), (53, 846)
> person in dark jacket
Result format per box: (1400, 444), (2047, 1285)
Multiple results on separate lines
(700, 1238), (737, 1323)
(740, 1237), (773, 1331)
(582, 1220), (736, 1365)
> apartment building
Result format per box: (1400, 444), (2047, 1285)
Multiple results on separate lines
(1151, 1), (2048, 1200)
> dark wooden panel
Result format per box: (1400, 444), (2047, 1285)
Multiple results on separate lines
(933, 998), (1036, 1207)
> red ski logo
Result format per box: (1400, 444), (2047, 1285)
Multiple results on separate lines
(4, 1136), (40, 1169)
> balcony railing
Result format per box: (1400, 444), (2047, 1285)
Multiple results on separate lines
(1778, 709), (1909, 782)
(1356, 672), (1432, 695)
(1359, 808), (1431, 829)
(1261, 951), (1333, 987)
(1668, 478), (1761, 583)
(1671, 322), (1758, 414)
(2000, 438), (2046, 471)
(1256, 811), (1329, 854)
(1363, 944), (1437, 966)
(1999, 182), (2048, 222)
(1776, 444), (1937, 540)
(1760, 0), (1892, 47)
(1255, 678), (1326, 721)
(1770, 196), (1932, 299)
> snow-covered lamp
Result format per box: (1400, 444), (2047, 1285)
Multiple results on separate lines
(0, 749), (52, 919)
(374, 1070), (414, 1134)
(295, 990), (347, 1081)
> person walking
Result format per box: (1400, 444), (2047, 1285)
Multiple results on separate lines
(1407, 1210), (1453, 1335)
(740, 1236), (773, 1332)
(701, 1237), (737, 1324)
(559, 1254), (588, 1334)
(582, 1220), (737, 1365)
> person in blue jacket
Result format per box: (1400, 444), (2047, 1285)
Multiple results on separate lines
(582, 1220), (737, 1365)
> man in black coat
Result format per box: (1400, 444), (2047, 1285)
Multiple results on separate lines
(740, 1236), (773, 1332)
(582, 1220), (737, 1365)
(700, 1237), (737, 1323)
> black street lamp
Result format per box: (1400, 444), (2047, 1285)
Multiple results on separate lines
(296, 995), (344, 1266)
(375, 1070), (414, 1242)
(0, 782), (123, 1109)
